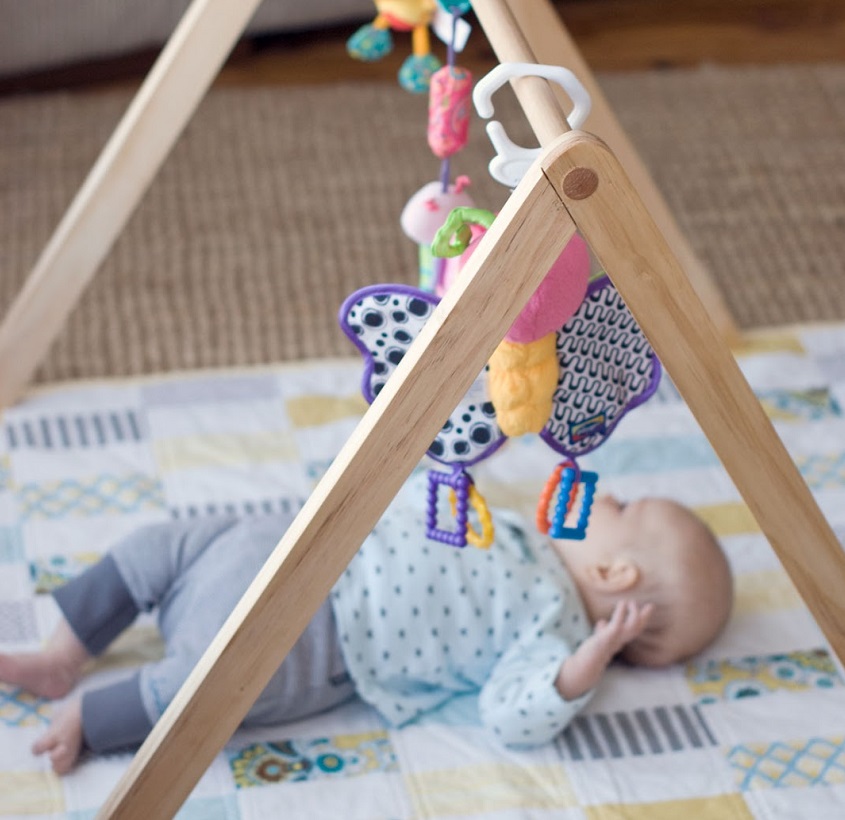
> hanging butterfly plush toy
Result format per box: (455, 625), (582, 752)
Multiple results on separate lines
(341, 55), (662, 548)
(339, 221), (661, 547)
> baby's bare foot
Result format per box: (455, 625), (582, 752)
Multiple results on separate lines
(0, 621), (89, 699)
(0, 652), (79, 699)
(33, 699), (84, 775)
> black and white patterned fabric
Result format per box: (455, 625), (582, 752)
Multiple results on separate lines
(541, 276), (661, 459)
(340, 277), (660, 469)
(339, 285), (504, 468)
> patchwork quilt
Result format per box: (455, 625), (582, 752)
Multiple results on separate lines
(1, 324), (845, 818)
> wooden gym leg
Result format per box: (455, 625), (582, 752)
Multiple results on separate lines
(99, 124), (845, 818)
(542, 130), (845, 664)
(474, 0), (740, 344)
(97, 159), (578, 819)
(0, 0), (262, 409)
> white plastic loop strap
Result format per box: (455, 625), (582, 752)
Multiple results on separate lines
(472, 62), (592, 188)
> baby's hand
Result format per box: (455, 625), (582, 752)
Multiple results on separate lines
(592, 600), (654, 659)
(556, 600), (654, 700)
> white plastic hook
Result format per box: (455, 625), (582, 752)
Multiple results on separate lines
(472, 63), (592, 188)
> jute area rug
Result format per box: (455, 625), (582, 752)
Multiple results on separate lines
(2, 63), (844, 384)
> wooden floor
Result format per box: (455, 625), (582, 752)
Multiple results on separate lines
(222, 0), (845, 85)
(2, 0), (845, 95)
(557, 0), (845, 70)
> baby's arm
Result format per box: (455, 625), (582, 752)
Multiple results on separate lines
(478, 635), (593, 748)
(556, 600), (653, 700)
(480, 601), (652, 747)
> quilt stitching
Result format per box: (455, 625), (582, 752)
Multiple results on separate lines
(728, 737), (845, 789)
(0, 684), (50, 727)
(16, 474), (164, 519)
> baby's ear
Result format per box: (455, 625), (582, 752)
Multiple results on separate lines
(585, 559), (640, 593)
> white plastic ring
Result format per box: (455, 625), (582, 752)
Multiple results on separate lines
(472, 63), (592, 188)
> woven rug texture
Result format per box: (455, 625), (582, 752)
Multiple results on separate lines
(2, 64), (844, 384)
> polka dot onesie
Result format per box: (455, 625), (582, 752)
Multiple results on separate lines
(330, 472), (593, 748)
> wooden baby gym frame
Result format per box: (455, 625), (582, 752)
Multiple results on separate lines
(3, 1), (845, 817)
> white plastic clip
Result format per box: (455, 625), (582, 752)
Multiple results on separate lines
(472, 63), (592, 188)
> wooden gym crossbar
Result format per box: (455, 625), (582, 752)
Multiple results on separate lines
(2, 1), (844, 817)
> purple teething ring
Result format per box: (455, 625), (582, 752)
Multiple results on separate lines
(425, 466), (473, 548)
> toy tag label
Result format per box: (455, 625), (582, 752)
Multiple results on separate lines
(569, 413), (607, 442)
(432, 8), (471, 52)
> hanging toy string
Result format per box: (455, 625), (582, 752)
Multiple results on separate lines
(438, 8), (461, 194)
(430, 7), (467, 290)
(426, 7), (473, 293)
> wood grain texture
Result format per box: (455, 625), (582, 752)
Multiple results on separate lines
(471, 0), (739, 342)
(560, 0), (845, 70)
(472, 0), (574, 144)
(0, 0), (264, 409)
(541, 129), (845, 664)
(98, 164), (577, 819)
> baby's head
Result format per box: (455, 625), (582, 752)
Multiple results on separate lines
(554, 495), (733, 667)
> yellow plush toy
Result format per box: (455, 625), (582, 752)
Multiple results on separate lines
(487, 335), (560, 438)
(431, 208), (592, 438)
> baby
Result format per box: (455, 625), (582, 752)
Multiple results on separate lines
(0, 474), (732, 774)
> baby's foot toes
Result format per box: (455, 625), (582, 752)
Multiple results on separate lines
(32, 700), (83, 775)
(49, 743), (75, 775)
(32, 730), (56, 757)
(33, 731), (73, 774)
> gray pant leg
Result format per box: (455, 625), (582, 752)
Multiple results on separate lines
(110, 516), (240, 613)
(245, 598), (355, 727)
(79, 603), (354, 753)
(56, 517), (241, 751)
(74, 514), (351, 737)
(54, 553), (157, 753)
(126, 513), (352, 728)
(134, 597), (353, 732)
(53, 554), (139, 655)
(54, 516), (239, 653)
(81, 674), (153, 753)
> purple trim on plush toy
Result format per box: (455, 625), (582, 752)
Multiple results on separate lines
(338, 283), (508, 469)
(584, 272), (611, 301)
(340, 274), (661, 473)
(338, 283), (439, 405)
(539, 274), (663, 459)
(453, 429), (507, 469)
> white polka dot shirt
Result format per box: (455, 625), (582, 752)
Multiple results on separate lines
(330, 473), (593, 747)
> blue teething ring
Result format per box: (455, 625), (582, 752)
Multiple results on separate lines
(550, 468), (598, 540)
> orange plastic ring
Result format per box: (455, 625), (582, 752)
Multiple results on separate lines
(536, 462), (578, 534)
